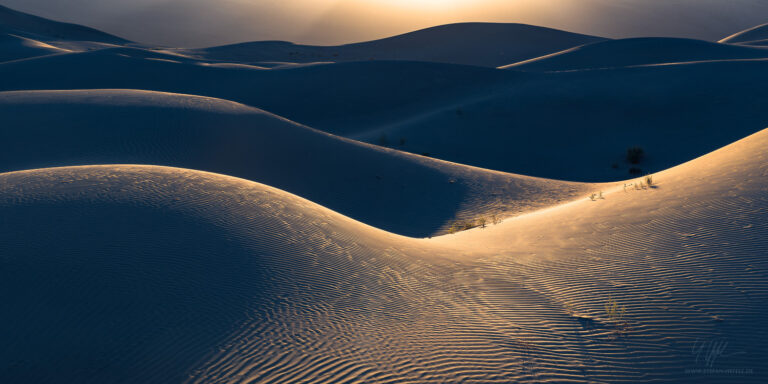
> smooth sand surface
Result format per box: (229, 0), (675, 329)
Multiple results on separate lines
(0, 4), (125, 45)
(187, 23), (606, 68)
(3, 46), (768, 181)
(501, 37), (768, 71)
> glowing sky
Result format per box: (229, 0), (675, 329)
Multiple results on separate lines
(2, 0), (768, 47)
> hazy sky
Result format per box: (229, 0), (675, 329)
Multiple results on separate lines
(3, 0), (768, 47)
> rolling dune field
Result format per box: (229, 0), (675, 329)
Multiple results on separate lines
(1, 4), (767, 383)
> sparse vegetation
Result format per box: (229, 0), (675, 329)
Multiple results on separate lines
(589, 192), (605, 201)
(447, 217), (493, 234)
(626, 146), (644, 164)
(625, 176), (656, 193)
(447, 220), (478, 234)
(645, 174), (654, 187)
(604, 296), (630, 338)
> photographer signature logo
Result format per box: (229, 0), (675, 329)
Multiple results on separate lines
(692, 337), (728, 367)
(685, 337), (753, 376)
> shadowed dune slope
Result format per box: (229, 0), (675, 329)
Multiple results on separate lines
(0, 165), (439, 384)
(3, 49), (768, 182)
(0, 50), (512, 136)
(720, 22), (768, 44)
(1, 127), (767, 383)
(187, 23), (606, 68)
(0, 4), (126, 44)
(502, 37), (768, 71)
(360, 59), (768, 181)
(0, 32), (69, 63)
(0, 89), (589, 237)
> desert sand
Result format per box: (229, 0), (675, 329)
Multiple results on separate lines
(1, 4), (766, 384)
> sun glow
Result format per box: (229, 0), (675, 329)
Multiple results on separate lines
(363, 0), (487, 12)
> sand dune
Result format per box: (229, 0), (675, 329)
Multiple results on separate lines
(720, 22), (768, 44)
(357, 59), (768, 181)
(501, 37), (768, 71)
(1, 7), (767, 382)
(0, 89), (589, 237)
(2, 125), (766, 382)
(0, 4), (125, 45)
(0, 49), (511, 136)
(0, 165), (428, 384)
(0, 32), (69, 63)
(3, 48), (768, 182)
(2, 9), (766, 182)
(187, 23), (606, 68)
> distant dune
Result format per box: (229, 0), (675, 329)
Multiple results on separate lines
(3, 47), (768, 181)
(0, 32), (69, 62)
(0, 49), (511, 135)
(2, 7), (766, 181)
(188, 23), (606, 68)
(720, 22), (768, 44)
(356, 59), (768, 180)
(0, 4), (125, 44)
(502, 37), (768, 71)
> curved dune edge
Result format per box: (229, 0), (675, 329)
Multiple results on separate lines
(0, 88), (593, 237)
(720, 22), (768, 44)
(186, 22), (606, 68)
(3, 45), (768, 183)
(1, 127), (767, 383)
(500, 37), (768, 71)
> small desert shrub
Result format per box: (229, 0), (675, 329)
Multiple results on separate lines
(626, 146), (644, 164)
(644, 174), (654, 187)
(448, 219), (482, 234)
(605, 296), (630, 338)
(479, 218), (487, 228)
(605, 296), (626, 322)
(491, 215), (501, 225)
